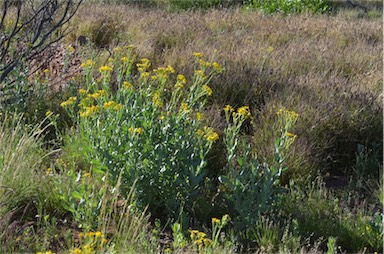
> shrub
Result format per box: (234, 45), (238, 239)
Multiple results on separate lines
(61, 48), (224, 219)
(245, 0), (332, 14)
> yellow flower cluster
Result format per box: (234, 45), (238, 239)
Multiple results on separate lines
(137, 58), (151, 72)
(99, 65), (113, 73)
(103, 101), (123, 111)
(180, 102), (189, 113)
(195, 70), (206, 78)
(237, 106), (251, 118)
(36, 251), (54, 254)
(190, 229), (212, 247)
(123, 81), (132, 89)
(223, 104), (234, 112)
(60, 96), (77, 107)
(71, 231), (108, 254)
(81, 59), (95, 68)
(196, 112), (203, 121)
(128, 127), (144, 135)
(203, 126), (219, 142)
(212, 62), (223, 72)
(202, 84), (212, 96)
(175, 74), (187, 89)
(199, 59), (212, 68)
(80, 105), (101, 118)
(152, 91), (163, 107)
(193, 52), (203, 58)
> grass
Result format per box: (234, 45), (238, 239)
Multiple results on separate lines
(0, 2), (382, 253)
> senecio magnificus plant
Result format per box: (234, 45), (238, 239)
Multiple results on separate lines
(220, 105), (298, 232)
(61, 47), (223, 218)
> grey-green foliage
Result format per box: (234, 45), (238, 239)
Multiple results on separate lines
(246, 0), (333, 14)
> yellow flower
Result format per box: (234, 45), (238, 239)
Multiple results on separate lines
(46, 167), (52, 175)
(212, 218), (220, 224)
(88, 92), (101, 99)
(84, 172), (90, 178)
(99, 65), (113, 73)
(212, 62), (222, 72)
(180, 102), (189, 112)
(80, 105), (100, 117)
(113, 46), (122, 52)
(60, 97), (77, 107)
(166, 65), (175, 73)
(137, 58), (151, 71)
(197, 232), (206, 239)
(135, 128), (144, 134)
(104, 101), (117, 109)
(193, 52), (203, 58)
(205, 132), (219, 142)
(79, 233), (84, 238)
(123, 81), (132, 89)
(43, 69), (49, 73)
(237, 106), (251, 118)
(196, 112), (203, 121)
(70, 248), (82, 254)
(78, 89), (87, 95)
(202, 84), (212, 96)
(199, 59), (211, 68)
(189, 229), (199, 239)
(95, 231), (103, 238)
(194, 239), (203, 245)
(203, 238), (212, 246)
(152, 91), (163, 107)
(81, 59), (95, 68)
(121, 57), (128, 63)
(177, 74), (186, 84)
(195, 70), (206, 78)
(267, 46), (274, 53)
(224, 105), (234, 112)
(140, 72), (150, 79)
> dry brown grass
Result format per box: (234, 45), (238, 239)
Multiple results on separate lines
(67, 4), (382, 179)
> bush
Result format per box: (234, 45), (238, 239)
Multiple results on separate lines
(246, 0), (332, 14)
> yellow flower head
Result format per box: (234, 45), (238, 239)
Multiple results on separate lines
(180, 102), (189, 112)
(78, 89), (87, 95)
(193, 52), (203, 58)
(177, 74), (187, 84)
(104, 101), (118, 109)
(121, 57), (129, 63)
(99, 65), (113, 73)
(237, 106), (251, 118)
(113, 46), (122, 52)
(196, 112), (203, 121)
(267, 46), (274, 53)
(95, 231), (103, 238)
(81, 59), (95, 68)
(123, 81), (132, 89)
(202, 84), (212, 96)
(224, 105), (234, 112)
(195, 70), (206, 78)
(212, 218), (220, 224)
(212, 62), (223, 72)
